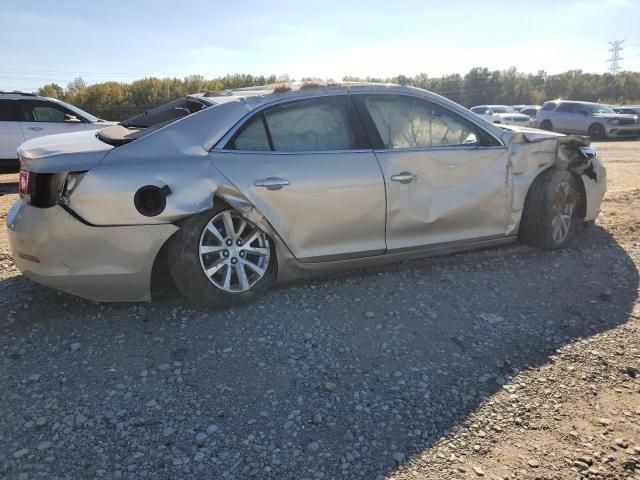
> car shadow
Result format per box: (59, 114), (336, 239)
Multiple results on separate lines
(0, 225), (637, 479)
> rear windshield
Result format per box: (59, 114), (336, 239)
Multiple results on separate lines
(97, 96), (210, 146)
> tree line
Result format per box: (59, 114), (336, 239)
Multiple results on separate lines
(35, 68), (640, 121)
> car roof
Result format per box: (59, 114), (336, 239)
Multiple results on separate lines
(0, 92), (59, 102)
(187, 82), (443, 107)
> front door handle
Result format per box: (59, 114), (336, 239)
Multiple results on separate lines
(390, 172), (418, 184)
(254, 177), (290, 190)
(28, 126), (44, 131)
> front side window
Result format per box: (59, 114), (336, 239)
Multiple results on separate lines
(22, 101), (69, 123)
(363, 95), (479, 149)
(0, 100), (24, 122)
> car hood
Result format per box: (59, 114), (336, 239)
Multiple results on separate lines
(18, 129), (114, 173)
(498, 124), (568, 142)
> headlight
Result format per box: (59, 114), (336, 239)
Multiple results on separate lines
(607, 118), (621, 125)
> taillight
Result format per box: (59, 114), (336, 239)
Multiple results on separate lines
(18, 170), (33, 197)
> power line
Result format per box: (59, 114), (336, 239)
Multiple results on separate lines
(608, 39), (625, 74)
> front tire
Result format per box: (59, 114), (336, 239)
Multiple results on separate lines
(519, 169), (580, 250)
(167, 208), (276, 307)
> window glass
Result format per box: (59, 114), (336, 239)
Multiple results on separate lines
(365, 95), (479, 149)
(264, 97), (355, 151)
(0, 100), (23, 121)
(23, 101), (69, 122)
(541, 102), (557, 111)
(231, 115), (270, 151)
(471, 107), (490, 115)
(556, 103), (576, 113)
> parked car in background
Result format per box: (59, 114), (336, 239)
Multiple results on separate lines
(0, 92), (113, 170)
(469, 105), (531, 126)
(613, 105), (640, 116)
(535, 100), (640, 139)
(518, 105), (541, 119)
(7, 83), (606, 307)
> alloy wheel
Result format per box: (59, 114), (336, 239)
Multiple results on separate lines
(550, 181), (575, 244)
(198, 210), (271, 293)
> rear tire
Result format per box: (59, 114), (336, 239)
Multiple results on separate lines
(587, 123), (606, 140)
(519, 169), (580, 250)
(167, 208), (276, 308)
(539, 120), (553, 131)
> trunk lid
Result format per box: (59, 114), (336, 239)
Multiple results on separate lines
(18, 129), (113, 173)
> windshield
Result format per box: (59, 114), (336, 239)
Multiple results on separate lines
(491, 106), (516, 114)
(56, 100), (100, 122)
(585, 104), (615, 114)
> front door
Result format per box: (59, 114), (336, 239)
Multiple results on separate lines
(354, 93), (511, 251)
(211, 94), (386, 262)
(20, 100), (87, 141)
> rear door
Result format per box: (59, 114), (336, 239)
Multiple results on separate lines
(0, 99), (25, 160)
(552, 103), (576, 132)
(210, 94), (387, 262)
(20, 100), (88, 141)
(354, 93), (510, 250)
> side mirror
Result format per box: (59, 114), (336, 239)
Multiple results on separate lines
(65, 114), (81, 123)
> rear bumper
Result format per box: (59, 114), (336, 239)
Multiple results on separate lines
(6, 201), (177, 302)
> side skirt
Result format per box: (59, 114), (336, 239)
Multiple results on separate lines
(276, 235), (518, 281)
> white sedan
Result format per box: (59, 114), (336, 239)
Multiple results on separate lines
(470, 105), (531, 126)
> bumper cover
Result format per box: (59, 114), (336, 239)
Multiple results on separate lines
(6, 201), (177, 302)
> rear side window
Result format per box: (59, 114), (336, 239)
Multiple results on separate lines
(264, 97), (355, 151)
(362, 95), (479, 149)
(228, 96), (358, 152)
(229, 116), (271, 151)
(22, 101), (69, 123)
(541, 102), (557, 111)
(0, 100), (23, 121)
(471, 107), (490, 115)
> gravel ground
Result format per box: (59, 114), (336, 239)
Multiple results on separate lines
(0, 141), (638, 480)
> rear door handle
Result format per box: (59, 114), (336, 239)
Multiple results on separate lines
(390, 172), (417, 184)
(254, 177), (290, 190)
(28, 126), (44, 131)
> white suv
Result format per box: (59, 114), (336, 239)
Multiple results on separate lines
(0, 92), (113, 170)
(534, 100), (640, 139)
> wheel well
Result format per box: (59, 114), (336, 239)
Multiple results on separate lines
(149, 196), (278, 300)
(520, 168), (588, 235)
(588, 122), (604, 132)
(573, 173), (587, 219)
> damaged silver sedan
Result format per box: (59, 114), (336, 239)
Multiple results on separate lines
(7, 84), (607, 306)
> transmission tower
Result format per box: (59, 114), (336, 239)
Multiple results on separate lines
(608, 39), (625, 74)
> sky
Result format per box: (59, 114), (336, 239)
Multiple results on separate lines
(1, 0), (639, 92)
